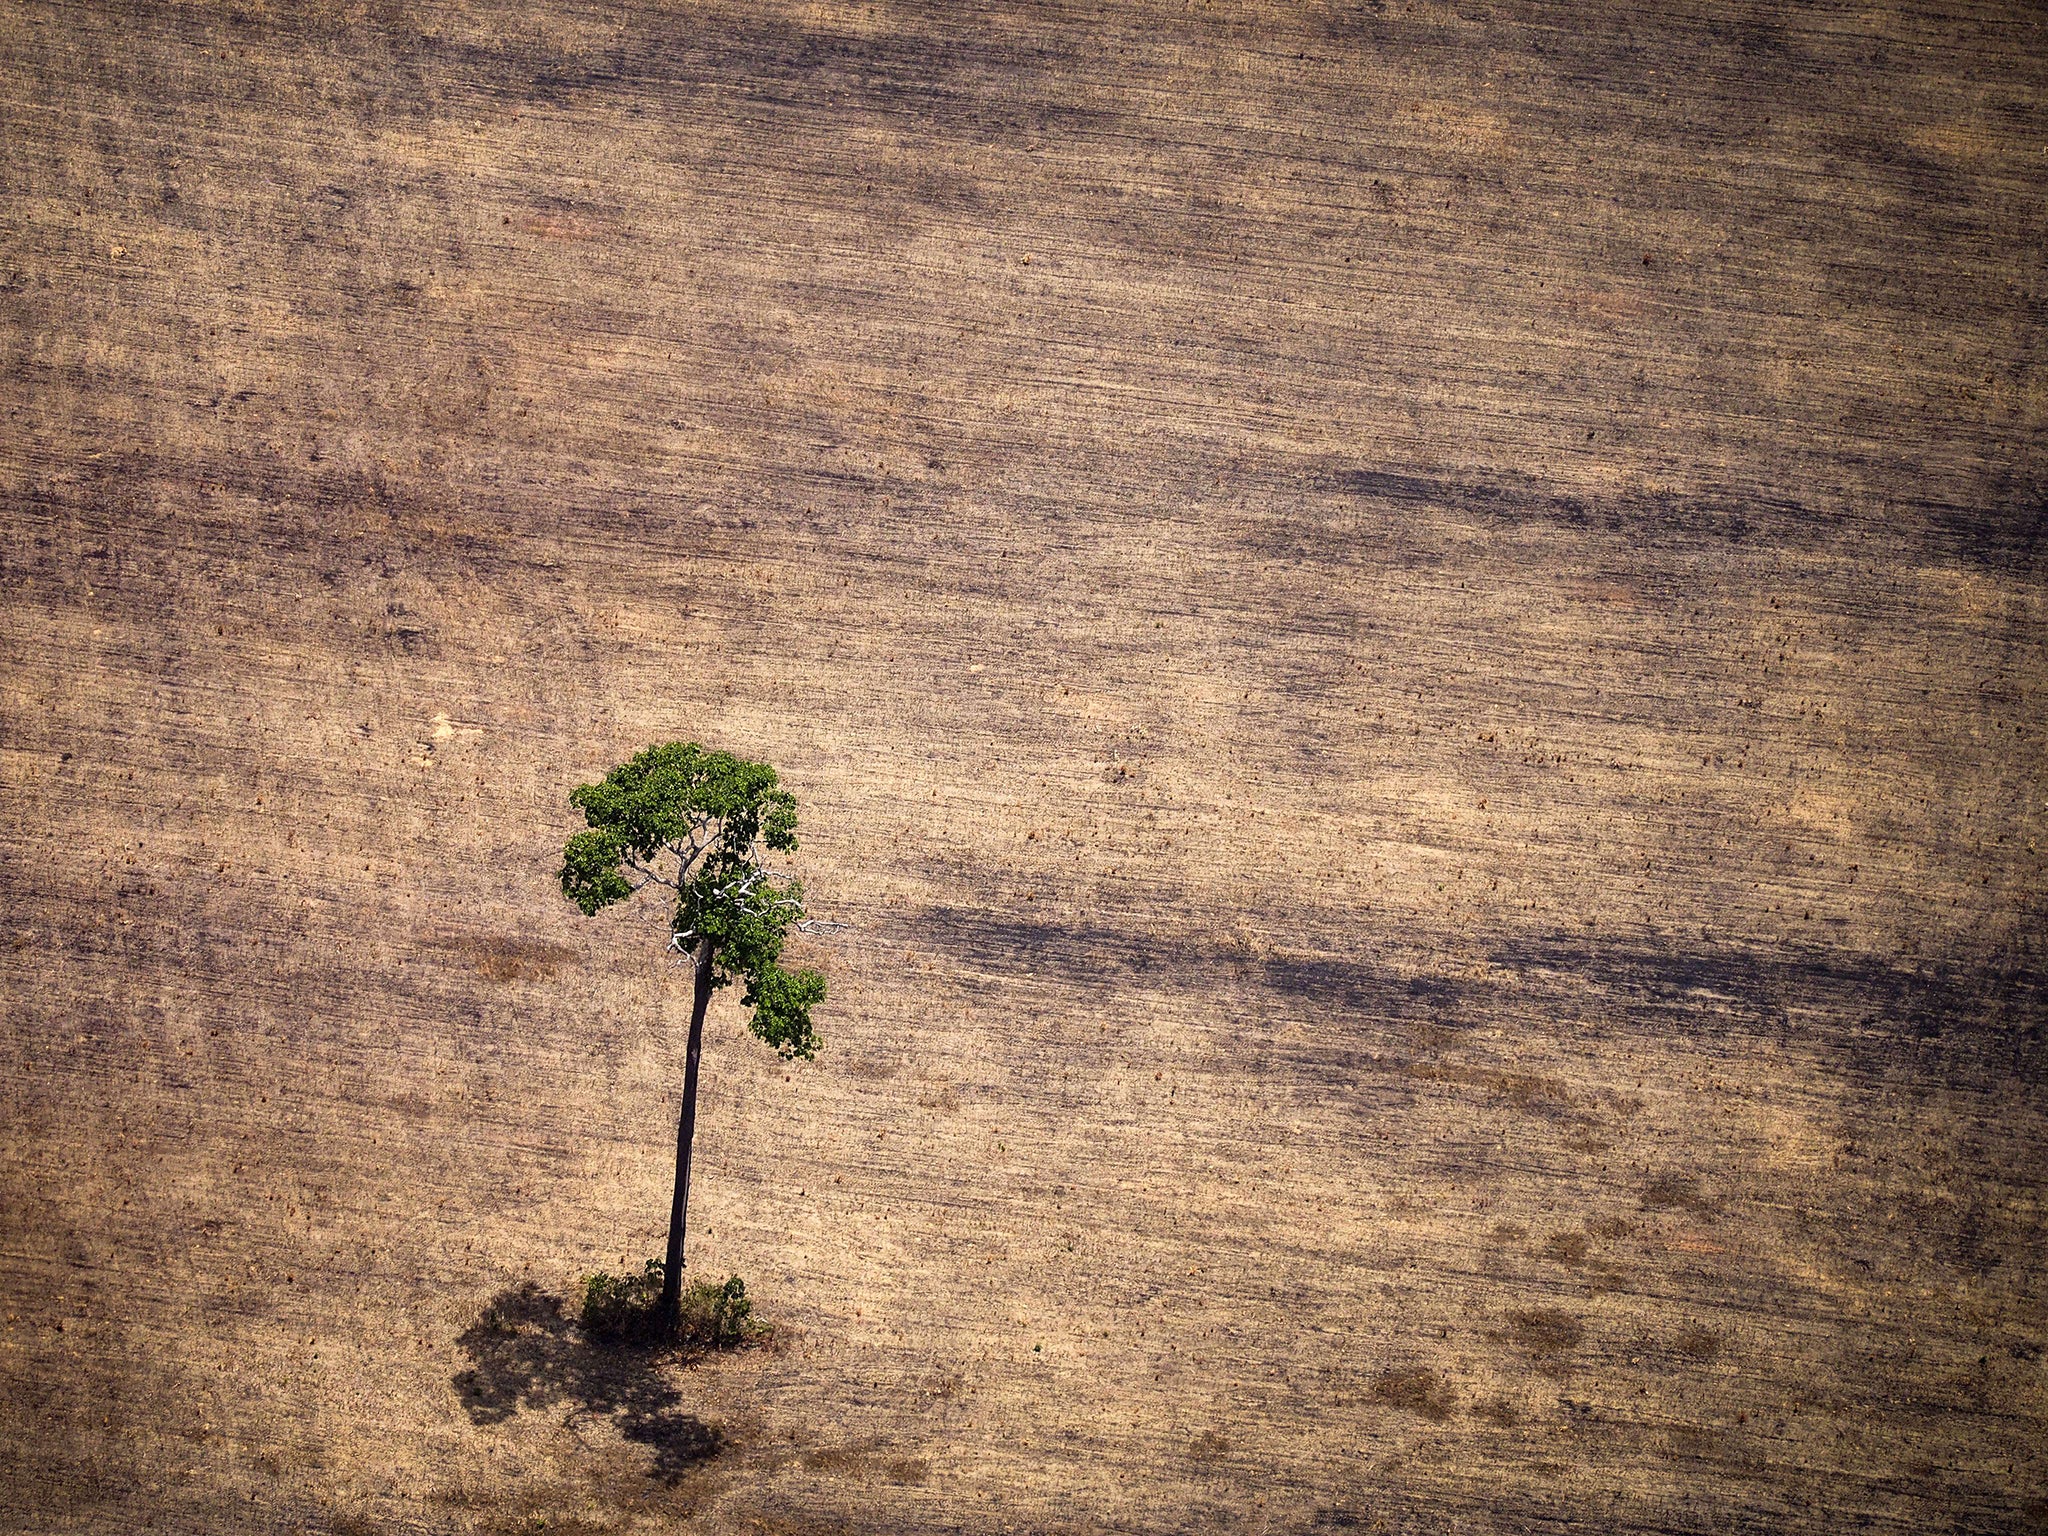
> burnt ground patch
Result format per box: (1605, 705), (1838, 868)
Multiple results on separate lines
(1301, 466), (2047, 579)
(1490, 934), (2048, 1088)
(916, 904), (2046, 1089)
(915, 905), (1472, 1026)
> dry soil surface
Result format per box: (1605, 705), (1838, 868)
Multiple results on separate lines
(2, 2), (2045, 1533)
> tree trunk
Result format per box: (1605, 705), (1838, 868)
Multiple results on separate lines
(658, 936), (716, 1332)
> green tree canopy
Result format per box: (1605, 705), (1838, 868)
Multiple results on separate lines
(560, 741), (825, 1059)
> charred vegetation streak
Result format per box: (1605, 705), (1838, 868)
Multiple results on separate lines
(913, 907), (1454, 1029)
(1296, 468), (2043, 574)
(1494, 935), (2047, 1085)
(915, 906), (2045, 1085)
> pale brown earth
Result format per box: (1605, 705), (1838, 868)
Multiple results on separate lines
(2, 1), (2045, 1532)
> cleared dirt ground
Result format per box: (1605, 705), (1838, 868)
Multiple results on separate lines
(2, 1), (2044, 1531)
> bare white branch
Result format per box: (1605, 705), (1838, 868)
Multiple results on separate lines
(632, 816), (840, 943)
(622, 853), (679, 891)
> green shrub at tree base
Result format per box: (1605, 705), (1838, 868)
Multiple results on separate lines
(579, 1260), (666, 1341)
(580, 1261), (762, 1349)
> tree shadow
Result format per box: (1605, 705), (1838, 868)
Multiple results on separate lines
(452, 1283), (725, 1483)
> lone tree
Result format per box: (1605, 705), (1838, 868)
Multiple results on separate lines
(559, 741), (827, 1335)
